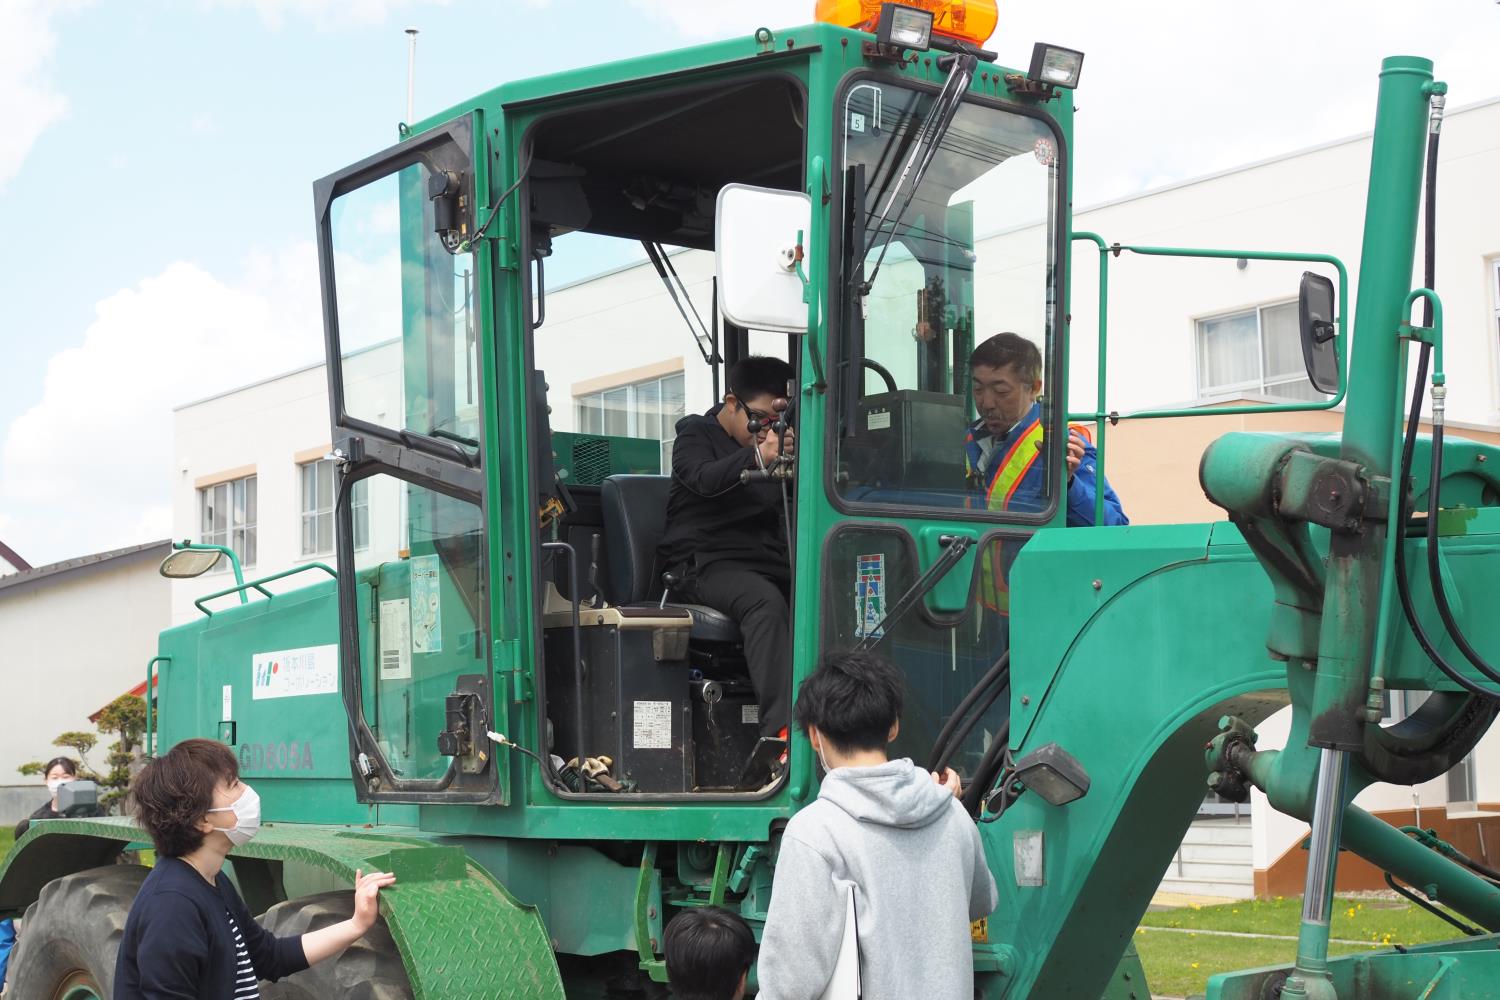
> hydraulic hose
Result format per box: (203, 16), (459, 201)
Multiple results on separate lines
(927, 651), (1009, 773)
(962, 718), (1012, 816)
(1392, 108), (1500, 700)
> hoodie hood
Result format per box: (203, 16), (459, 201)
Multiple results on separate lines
(816, 757), (955, 830)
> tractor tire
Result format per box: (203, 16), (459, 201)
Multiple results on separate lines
(7, 863), (148, 1000)
(256, 891), (413, 1000)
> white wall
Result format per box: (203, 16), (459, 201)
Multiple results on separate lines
(0, 550), (170, 821)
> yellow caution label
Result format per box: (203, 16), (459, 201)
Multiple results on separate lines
(970, 918), (989, 944)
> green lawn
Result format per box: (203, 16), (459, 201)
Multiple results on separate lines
(1136, 896), (1468, 997)
(0, 828), (13, 864)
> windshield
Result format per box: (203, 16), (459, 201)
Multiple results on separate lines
(835, 82), (1062, 519)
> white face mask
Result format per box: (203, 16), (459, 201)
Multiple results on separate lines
(46, 778), (67, 795)
(814, 735), (833, 774)
(206, 784), (262, 846)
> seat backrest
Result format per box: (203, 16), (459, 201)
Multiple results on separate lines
(600, 475), (672, 605)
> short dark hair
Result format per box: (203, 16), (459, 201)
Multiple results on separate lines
(43, 757), (79, 778)
(727, 356), (795, 403)
(133, 738), (239, 857)
(793, 650), (904, 753)
(664, 906), (756, 1000)
(970, 332), (1042, 386)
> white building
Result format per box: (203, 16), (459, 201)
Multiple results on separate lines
(169, 98), (1500, 895)
(0, 540), (171, 824)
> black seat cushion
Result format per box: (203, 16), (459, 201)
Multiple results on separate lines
(601, 475), (741, 644)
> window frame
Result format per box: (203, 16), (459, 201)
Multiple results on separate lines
(825, 69), (1071, 527)
(574, 369), (687, 471)
(1194, 298), (1320, 403)
(198, 473), (258, 573)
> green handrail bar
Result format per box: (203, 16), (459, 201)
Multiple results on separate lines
(143, 655), (170, 757)
(194, 562), (339, 617)
(1065, 240), (1349, 520)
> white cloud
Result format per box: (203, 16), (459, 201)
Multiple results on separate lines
(205, 0), (449, 30)
(0, 246), (324, 564)
(0, 1), (72, 190)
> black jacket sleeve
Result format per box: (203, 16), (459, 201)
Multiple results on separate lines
(224, 881), (309, 982)
(223, 881), (309, 983)
(671, 422), (758, 497)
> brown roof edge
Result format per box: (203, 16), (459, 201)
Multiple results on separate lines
(0, 539), (32, 572)
(0, 539), (172, 594)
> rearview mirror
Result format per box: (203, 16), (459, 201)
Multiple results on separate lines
(715, 184), (812, 334)
(159, 547), (222, 579)
(1298, 272), (1339, 395)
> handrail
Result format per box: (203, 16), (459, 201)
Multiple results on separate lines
(1065, 238), (1350, 516)
(194, 562), (339, 617)
(144, 655), (170, 757)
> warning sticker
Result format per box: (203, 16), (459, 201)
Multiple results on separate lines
(854, 553), (887, 640)
(633, 700), (673, 750)
(252, 644), (338, 701)
(410, 555), (442, 654)
(742, 703), (760, 726)
(380, 598), (412, 679)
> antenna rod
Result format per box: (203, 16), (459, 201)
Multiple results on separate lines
(404, 27), (419, 123)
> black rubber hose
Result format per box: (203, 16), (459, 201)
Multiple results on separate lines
(930, 673), (1009, 777)
(927, 651), (1009, 772)
(961, 720), (1012, 816)
(1425, 422), (1500, 685)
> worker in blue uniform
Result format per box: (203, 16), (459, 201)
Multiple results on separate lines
(963, 331), (1127, 616)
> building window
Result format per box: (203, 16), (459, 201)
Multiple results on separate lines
(576, 371), (686, 471)
(199, 475), (257, 571)
(301, 458), (368, 556)
(1196, 301), (1327, 402)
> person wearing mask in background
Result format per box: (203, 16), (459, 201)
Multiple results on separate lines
(13, 756), (101, 839)
(114, 738), (396, 1000)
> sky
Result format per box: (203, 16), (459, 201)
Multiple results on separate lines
(1, 0), (1498, 569)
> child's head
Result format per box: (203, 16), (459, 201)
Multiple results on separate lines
(663, 906), (756, 1000)
(793, 650), (904, 757)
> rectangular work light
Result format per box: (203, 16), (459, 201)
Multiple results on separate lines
(1013, 742), (1091, 806)
(1027, 42), (1085, 90)
(875, 3), (934, 51)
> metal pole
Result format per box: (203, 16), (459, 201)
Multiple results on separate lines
(404, 27), (419, 124)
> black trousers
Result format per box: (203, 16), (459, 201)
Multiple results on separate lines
(684, 564), (791, 737)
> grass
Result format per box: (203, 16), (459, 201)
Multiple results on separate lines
(1135, 896), (1469, 998)
(0, 828), (13, 862)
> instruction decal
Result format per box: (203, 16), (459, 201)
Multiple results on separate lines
(854, 553), (887, 640)
(410, 554), (442, 653)
(379, 598), (412, 679)
(252, 644), (338, 700)
(633, 700), (673, 750)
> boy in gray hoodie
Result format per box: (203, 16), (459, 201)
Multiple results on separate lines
(756, 652), (999, 999)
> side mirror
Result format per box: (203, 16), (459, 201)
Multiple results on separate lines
(715, 184), (812, 334)
(159, 548), (222, 579)
(1298, 271), (1339, 395)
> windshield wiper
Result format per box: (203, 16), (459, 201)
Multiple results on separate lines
(857, 53), (977, 295)
(853, 534), (974, 651)
(643, 240), (719, 367)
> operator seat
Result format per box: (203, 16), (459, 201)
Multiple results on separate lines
(600, 475), (742, 644)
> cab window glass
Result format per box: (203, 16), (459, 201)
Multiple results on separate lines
(836, 83), (1060, 519)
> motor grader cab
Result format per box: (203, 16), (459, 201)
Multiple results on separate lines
(5, 4), (1500, 999)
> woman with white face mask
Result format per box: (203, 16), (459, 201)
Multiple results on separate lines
(13, 756), (100, 839)
(114, 738), (396, 1000)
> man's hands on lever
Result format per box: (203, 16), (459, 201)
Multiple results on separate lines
(757, 426), (795, 466)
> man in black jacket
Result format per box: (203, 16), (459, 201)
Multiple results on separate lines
(658, 356), (796, 739)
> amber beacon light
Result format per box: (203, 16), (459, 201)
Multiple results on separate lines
(815, 0), (1000, 49)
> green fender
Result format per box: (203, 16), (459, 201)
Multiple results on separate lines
(0, 817), (564, 999)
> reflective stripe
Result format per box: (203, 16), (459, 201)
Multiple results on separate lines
(984, 419), (1045, 510)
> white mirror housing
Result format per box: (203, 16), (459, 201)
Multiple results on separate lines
(715, 183), (813, 334)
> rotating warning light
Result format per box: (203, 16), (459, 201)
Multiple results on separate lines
(815, 0), (1000, 50)
(1027, 42), (1085, 90)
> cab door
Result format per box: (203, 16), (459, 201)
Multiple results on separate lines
(313, 113), (506, 804)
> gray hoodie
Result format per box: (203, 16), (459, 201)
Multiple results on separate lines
(756, 758), (999, 999)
